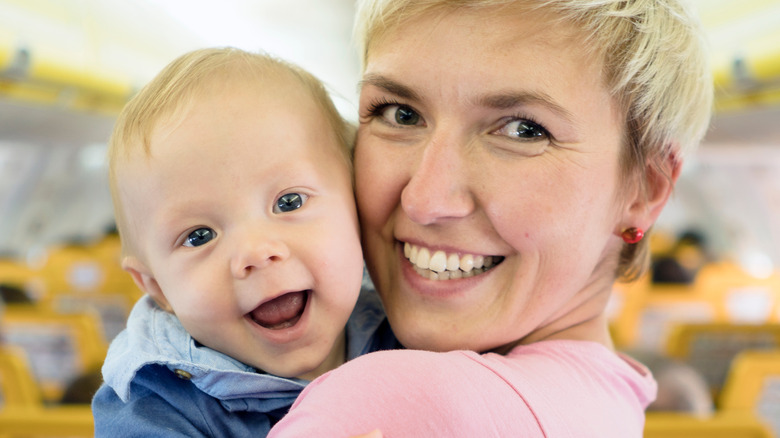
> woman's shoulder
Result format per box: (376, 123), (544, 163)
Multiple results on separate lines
(273, 349), (543, 437)
(344, 342), (657, 421)
(337, 348), (481, 376)
(328, 340), (632, 383)
(306, 348), (531, 411)
(274, 344), (654, 437)
(502, 339), (655, 381)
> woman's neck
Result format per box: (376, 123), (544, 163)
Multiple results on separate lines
(491, 277), (616, 355)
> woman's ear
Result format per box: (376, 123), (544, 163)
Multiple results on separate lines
(122, 255), (173, 313)
(621, 148), (682, 233)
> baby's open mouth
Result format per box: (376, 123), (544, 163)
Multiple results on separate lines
(403, 242), (504, 281)
(249, 290), (308, 329)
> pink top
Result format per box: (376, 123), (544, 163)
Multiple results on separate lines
(269, 340), (656, 437)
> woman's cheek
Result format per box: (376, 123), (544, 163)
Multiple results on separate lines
(355, 144), (403, 226)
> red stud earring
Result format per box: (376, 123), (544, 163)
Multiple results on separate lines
(621, 227), (644, 244)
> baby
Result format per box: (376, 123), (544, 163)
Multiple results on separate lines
(92, 47), (396, 437)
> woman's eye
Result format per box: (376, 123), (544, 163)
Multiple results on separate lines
(495, 119), (549, 141)
(274, 192), (307, 213)
(183, 228), (215, 247)
(380, 105), (422, 126)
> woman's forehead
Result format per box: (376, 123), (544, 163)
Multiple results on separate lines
(364, 8), (601, 90)
(366, 5), (587, 63)
(362, 7), (610, 113)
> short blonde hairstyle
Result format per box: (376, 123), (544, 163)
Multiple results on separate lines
(109, 47), (354, 258)
(354, 0), (713, 281)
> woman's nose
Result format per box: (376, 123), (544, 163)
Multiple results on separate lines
(230, 230), (290, 278)
(400, 134), (475, 225)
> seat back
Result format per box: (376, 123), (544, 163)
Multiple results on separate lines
(720, 350), (780, 437)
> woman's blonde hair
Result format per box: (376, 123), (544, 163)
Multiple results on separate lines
(354, 0), (713, 281)
(109, 47), (354, 257)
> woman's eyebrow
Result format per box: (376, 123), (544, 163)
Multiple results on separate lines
(359, 74), (421, 101)
(476, 91), (575, 123)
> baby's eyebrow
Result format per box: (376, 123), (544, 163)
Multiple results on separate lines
(359, 74), (421, 102)
(476, 91), (575, 124)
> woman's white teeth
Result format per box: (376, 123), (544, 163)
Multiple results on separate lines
(403, 242), (501, 280)
(416, 247), (430, 269)
(461, 254), (474, 272)
(429, 250), (446, 272)
(447, 253), (460, 271)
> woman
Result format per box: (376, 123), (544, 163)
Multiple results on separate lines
(270, 0), (712, 436)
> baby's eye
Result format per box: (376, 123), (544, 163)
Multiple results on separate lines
(494, 119), (549, 141)
(183, 228), (215, 247)
(380, 104), (422, 126)
(274, 193), (308, 213)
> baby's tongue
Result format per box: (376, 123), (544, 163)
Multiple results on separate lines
(251, 291), (307, 329)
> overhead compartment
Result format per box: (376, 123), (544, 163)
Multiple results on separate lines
(695, 0), (780, 112)
(0, 0), (202, 116)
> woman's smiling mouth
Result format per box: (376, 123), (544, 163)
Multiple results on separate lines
(403, 242), (504, 281)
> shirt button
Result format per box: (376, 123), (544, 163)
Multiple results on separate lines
(174, 369), (192, 380)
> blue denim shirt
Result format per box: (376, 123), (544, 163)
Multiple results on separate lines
(92, 287), (397, 437)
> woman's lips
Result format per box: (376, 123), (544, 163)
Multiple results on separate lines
(402, 242), (504, 280)
(249, 290), (308, 329)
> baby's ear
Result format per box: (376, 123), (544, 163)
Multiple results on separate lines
(122, 256), (173, 313)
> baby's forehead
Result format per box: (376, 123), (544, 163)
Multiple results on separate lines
(199, 61), (313, 98)
(197, 70), (320, 115)
(115, 65), (347, 183)
(154, 72), (316, 134)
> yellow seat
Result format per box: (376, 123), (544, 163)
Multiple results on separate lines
(0, 405), (93, 437)
(611, 261), (780, 352)
(34, 240), (141, 341)
(695, 262), (780, 324)
(0, 308), (107, 402)
(38, 243), (111, 296)
(644, 411), (772, 438)
(0, 345), (41, 407)
(5, 238), (139, 344)
(611, 275), (720, 351)
(35, 239), (140, 301)
(720, 350), (780, 437)
(0, 258), (45, 302)
(665, 323), (780, 398)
